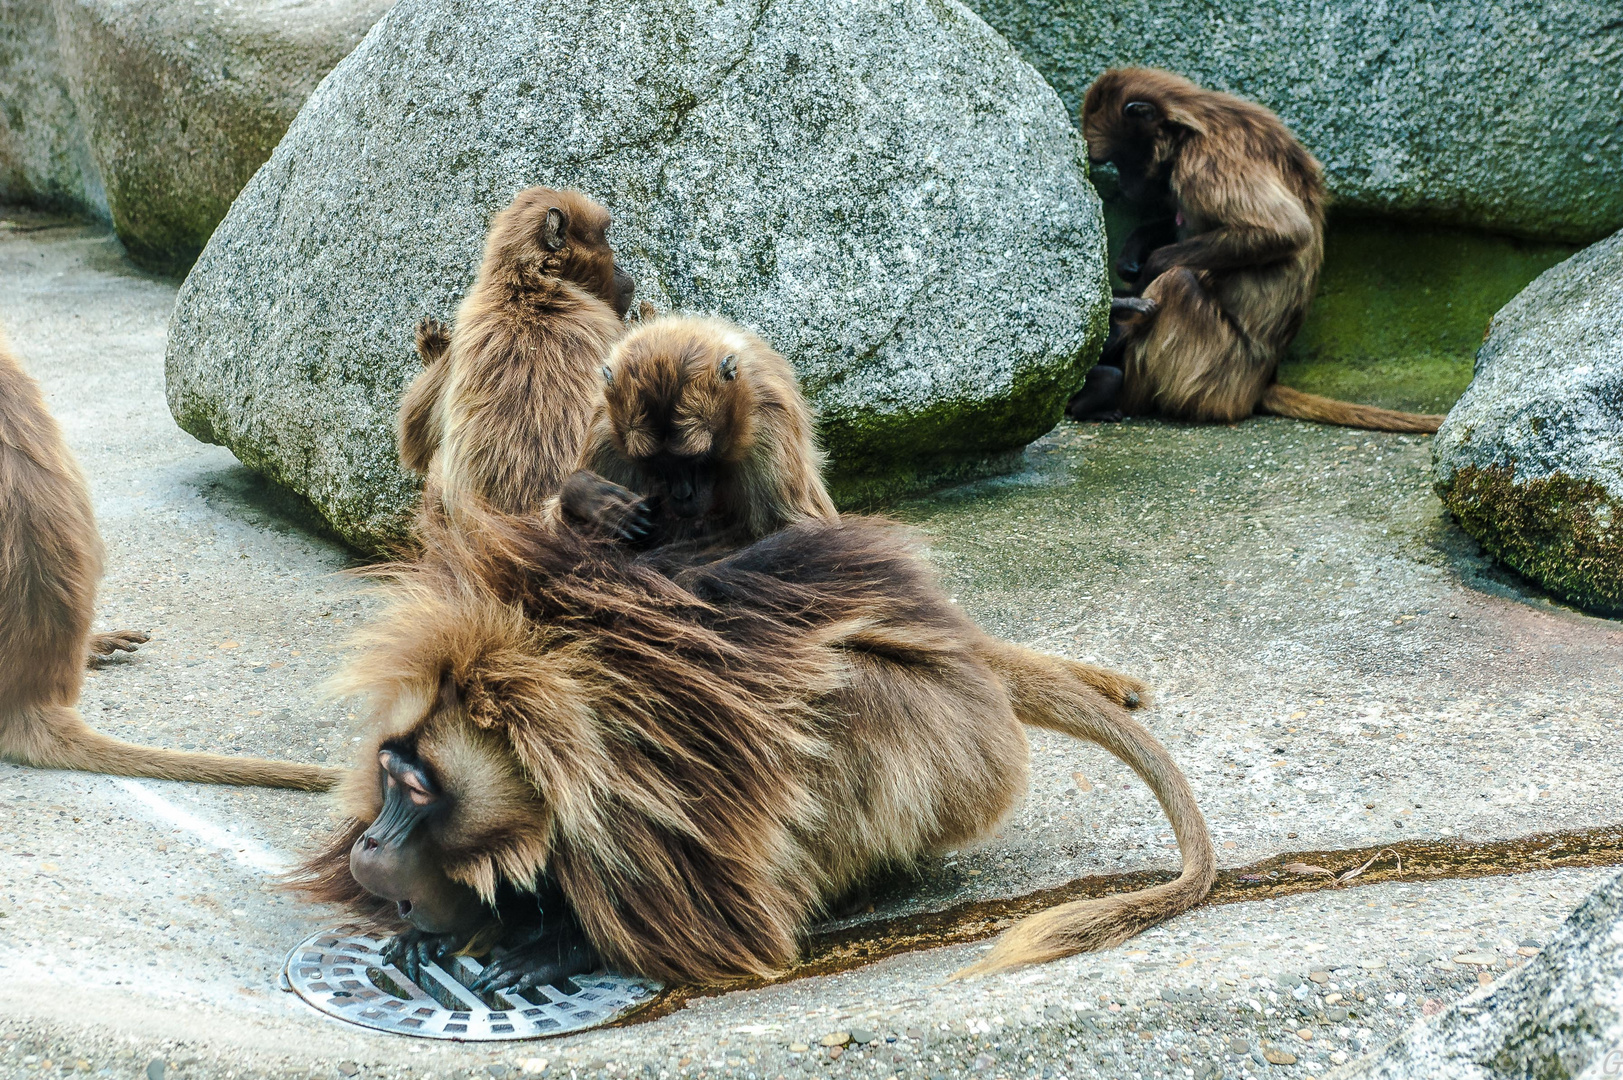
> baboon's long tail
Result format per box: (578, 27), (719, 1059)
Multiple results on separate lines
(953, 643), (1215, 978)
(1258, 384), (1443, 433)
(2, 704), (339, 790)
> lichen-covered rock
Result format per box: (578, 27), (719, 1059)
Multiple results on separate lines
(1333, 871), (1623, 1079)
(963, 0), (1622, 243)
(54, 0), (392, 273)
(1434, 230), (1623, 616)
(0, 0), (105, 217)
(165, 0), (1108, 552)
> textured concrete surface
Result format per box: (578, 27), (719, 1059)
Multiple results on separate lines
(164, 0), (1109, 551)
(963, 0), (1623, 243)
(3, 213), (1623, 1078)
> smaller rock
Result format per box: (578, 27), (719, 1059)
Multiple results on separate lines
(146, 1062), (165, 1080)
(336, 1065), (359, 1079)
(1296, 1028), (1314, 1042)
(1277, 973), (1303, 989)
(520, 1060), (548, 1075)
(849, 1029), (875, 1045)
(1309, 970), (1330, 984)
(1453, 952), (1500, 966)
(972, 1054), (995, 1071)
(488, 1067), (510, 1079)
(1357, 958), (1385, 970)
(819, 1033), (850, 1048)
(826, 1046), (843, 1061)
(788, 1044), (809, 1053)
(1326, 1007), (1349, 1022)
(1228, 1037), (1250, 1054)
(1264, 1048), (1299, 1065)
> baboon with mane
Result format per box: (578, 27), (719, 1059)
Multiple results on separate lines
(293, 501), (1213, 987)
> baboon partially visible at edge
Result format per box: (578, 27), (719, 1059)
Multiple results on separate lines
(0, 325), (337, 789)
(1068, 67), (1444, 434)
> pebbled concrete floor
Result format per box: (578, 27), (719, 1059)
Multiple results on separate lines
(1, 212), (1620, 1080)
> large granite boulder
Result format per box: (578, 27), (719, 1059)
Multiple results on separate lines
(1334, 871), (1623, 1079)
(1434, 230), (1623, 617)
(0, 0), (389, 272)
(964, 0), (1622, 243)
(165, 0), (1109, 553)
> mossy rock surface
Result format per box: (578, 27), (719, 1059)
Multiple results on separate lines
(1280, 219), (1578, 415)
(965, 0), (1623, 243)
(1433, 229), (1623, 617)
(166, 0), (1108, 552)
(3, 0), (388, 274)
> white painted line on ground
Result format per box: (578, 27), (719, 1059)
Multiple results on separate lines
(113, 778), (292, 875)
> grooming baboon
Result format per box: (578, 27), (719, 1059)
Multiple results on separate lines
(558, 314), (837, 547)
(562, 313), (1140, 710)
(397, 187), (637, 521)
(293, 504), (1212, 986)
(1066, 68), (1443, 434)
(0, 327), (336, 789)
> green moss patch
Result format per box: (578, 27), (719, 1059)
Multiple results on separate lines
(1280, 218), (1577, 413)
(1438, 464), (1623, 616)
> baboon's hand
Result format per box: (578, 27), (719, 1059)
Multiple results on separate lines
(87, 629), (151, 665)
(414, 317), (452, 366)
(380, 928), (462, 983)
(1109, 296), (1158, 322)
(559, 470), (656, 544)
(468, 926), (600, 995)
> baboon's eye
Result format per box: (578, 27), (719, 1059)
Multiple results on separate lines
(601, 364), (613, 385)
(718, 354), (738, 381)
(1123, 101), (1157, 121)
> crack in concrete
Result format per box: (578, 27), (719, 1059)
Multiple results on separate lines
(622, 825), (1623, 1024)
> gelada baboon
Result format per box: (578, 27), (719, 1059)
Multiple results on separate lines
(0, 326), (336, 789)
(397, 187), (637, 522)
(1067, 68), (1444, 434)
(556, 314), (837, 548)
(293, 504), (1212, 987)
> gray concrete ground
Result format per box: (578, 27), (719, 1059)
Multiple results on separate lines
(1, 214), (1620, 1080)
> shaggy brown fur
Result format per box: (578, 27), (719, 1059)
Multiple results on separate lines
(293, 504), (1213, 983)
(397, 187), (633, 523)
(0, 325), (336, 789)
(568, 314), (837, 546)
(1070, 68), (1442, 434)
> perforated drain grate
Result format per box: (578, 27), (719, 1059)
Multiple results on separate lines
(282, 930), (662, 1040)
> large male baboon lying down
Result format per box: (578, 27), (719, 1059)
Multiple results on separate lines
(294, 503), (1214, 985)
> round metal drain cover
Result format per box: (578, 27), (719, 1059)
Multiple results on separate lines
(284, 930), (662, 1040)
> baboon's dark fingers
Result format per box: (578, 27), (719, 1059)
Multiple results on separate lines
(1109, 296), (1158, 320)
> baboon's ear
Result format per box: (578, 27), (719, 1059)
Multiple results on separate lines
(541, 207), (568, 252)
(1123, 101), (1158, 122)
(437, 668), (460, 714)
(718, 354), (738, 381)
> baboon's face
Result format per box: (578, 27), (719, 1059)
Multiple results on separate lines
(1082, 76), (1169, 204)
(346, 707), (552, 935)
